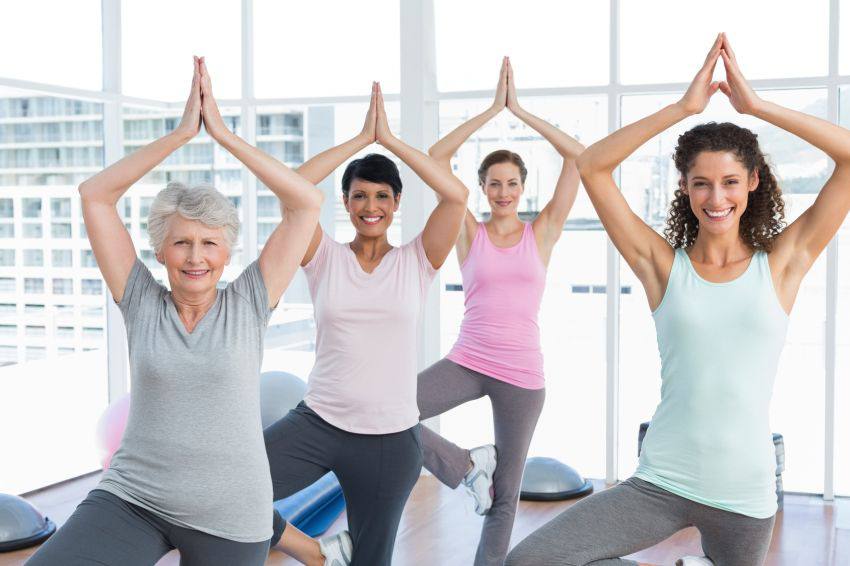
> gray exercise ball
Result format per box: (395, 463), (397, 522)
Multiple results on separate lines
(520, 457), (593, 501)
(0, 493), (56, 552)
(260, 371), (307, 428)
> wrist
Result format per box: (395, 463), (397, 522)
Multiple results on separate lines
(671, 101), (697, 118)
(355, 131), (374, 146)
(169, 128), (194, 145)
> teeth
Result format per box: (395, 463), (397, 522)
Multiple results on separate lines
(362, 216), (381, 222)
(705, 208), (732, 218)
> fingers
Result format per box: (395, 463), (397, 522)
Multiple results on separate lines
(702, 33), (722, 67)
(721, 32), (737, 61)
(718, 81), (732, 96)
(709, 81), (721, 96)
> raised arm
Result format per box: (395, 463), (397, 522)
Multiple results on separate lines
(79, 58), (203, 302)
(718, 34), (850, 288)
(506, 58), (584, 258)
(375, 83), (469, 269)
(199, 59), (323, 308)
(429, 57), (507, 169)
(429, 58), (508, 254)
(292, 83), (378, 264)
(577, 34), (723, 309)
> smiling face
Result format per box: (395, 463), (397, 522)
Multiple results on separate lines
(682, 150), (759, 238)
(481, 161), (524, 218)
(344, 178), (400, 237)
(155, 214), (230, 296)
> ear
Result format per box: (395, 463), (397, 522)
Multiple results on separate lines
(155, 249), (165, 265)
(679, 177), (689, 196)
(342, 194), (350, 212)
(748, 170), (760, 193)
(393, 193), (401, 212)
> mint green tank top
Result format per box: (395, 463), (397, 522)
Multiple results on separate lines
(634, 248), (788, 518)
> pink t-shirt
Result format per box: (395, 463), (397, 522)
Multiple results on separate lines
(302, 231), (437, 434)
(446, 222), (546, 389)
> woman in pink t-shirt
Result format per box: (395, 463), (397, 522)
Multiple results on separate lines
(416, 58), (585, 566)
(264, 83), (468, 566)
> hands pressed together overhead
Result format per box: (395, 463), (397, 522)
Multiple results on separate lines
(175, 55), (231, 142)
(678, 32), (764, 116)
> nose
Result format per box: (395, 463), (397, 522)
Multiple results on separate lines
(188, 243), (203, 264)
(707, 185), (726, 206)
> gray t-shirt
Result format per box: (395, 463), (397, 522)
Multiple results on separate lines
(98, 259), (274, 542)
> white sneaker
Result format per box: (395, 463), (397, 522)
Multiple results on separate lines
(676, 557), (715, 566)
(319, 530), (353, 566)
(462, 444), (497, 515)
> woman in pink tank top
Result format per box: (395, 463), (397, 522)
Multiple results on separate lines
(417, 58), (585, 566)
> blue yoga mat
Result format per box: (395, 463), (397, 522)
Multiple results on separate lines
(273, 472), (346, 537)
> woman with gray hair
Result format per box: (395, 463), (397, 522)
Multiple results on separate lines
(28, 57), (325, 565)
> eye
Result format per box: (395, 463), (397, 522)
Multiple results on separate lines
(726, 179), (739, 185)
(204, 241), (218, 246)
(378, 193), (390, 199)
(352, 193), (364, 199)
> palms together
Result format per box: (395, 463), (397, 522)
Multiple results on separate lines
(678, 33), (764, 116)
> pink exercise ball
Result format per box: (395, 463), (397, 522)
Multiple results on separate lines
(95, 394), (130, 470)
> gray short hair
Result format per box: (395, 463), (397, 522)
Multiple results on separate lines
(147, 182), (240, 253)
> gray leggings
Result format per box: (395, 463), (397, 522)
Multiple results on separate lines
(505, 477), (775, 566)
(26, 489), (269, 566)
(265, 402), (423, 566)
(418, 358), (546, 566)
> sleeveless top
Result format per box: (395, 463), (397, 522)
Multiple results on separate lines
(635, 248), (789, 518)
(446, 222), (546, 389)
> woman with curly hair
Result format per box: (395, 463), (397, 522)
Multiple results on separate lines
(506, 33), (850, 566)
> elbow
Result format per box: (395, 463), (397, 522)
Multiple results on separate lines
(78, 180), (95, 202)
(576, 150), (608, 179)
(310, 188), (325, 211)
(447, 184), (470, 206)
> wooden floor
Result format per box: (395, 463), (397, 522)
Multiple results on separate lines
(2, 473), (847, 565)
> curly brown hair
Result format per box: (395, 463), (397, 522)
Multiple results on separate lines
(664, 122), (786, 252)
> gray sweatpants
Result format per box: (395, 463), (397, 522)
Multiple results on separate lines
(265, 402), (423, 566)
(418, 358), (546, 566)
(505, 477), (775, 566)
(26, 489), (269, 566)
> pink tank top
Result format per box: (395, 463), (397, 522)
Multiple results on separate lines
(446, 222), (546, 389)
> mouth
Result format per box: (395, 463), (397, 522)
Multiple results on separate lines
(360, 215), (383, 225)
(494, 200), (512, 208)
(703, 207), (733, 222)
(182, 269), (210, 280)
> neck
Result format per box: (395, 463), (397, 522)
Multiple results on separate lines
(689, 229), (752, 265)
(170, 286), (218, 321)
(350, 232), (392, 259)
(486, 212), (524, 234)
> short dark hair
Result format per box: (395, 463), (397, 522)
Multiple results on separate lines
(341, 153), (402, 197)
(478, 149), (527, 186)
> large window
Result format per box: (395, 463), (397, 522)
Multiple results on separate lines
(254, 0), (400, 98)
(0, 89), (108, 494)
(2, 0), (849, 499)
(434, 0), (609, 91)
